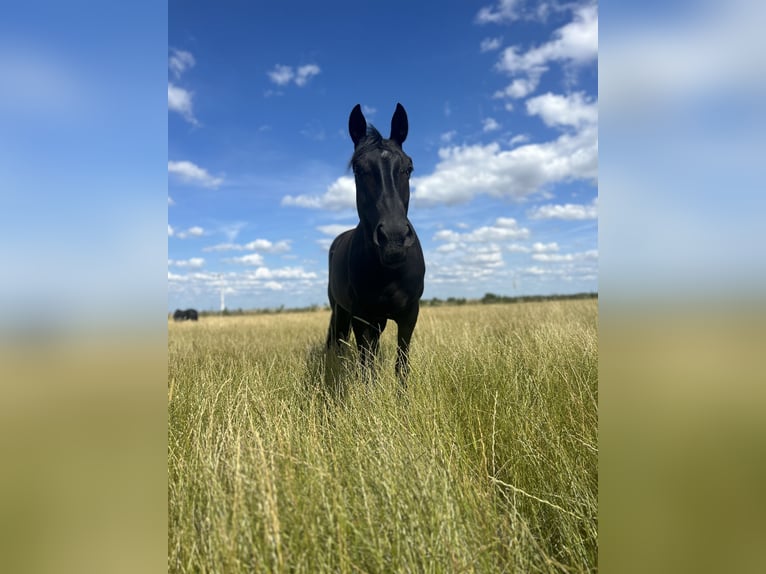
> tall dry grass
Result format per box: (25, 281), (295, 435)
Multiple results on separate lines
(168, 300), (598, 572)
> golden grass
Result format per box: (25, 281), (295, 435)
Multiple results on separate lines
(169, 300), (598, 572)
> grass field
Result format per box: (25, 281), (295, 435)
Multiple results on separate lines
(168, 300), (598, 572)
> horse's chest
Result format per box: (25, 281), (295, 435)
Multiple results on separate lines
(351, 274), (416, 316)
(378, 281), (411, 308)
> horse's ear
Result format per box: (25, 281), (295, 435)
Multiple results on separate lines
(349, 104), (366, 146)
(390, 103), (408, 146)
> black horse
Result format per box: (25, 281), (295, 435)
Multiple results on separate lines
(326, 103), (425, 382)
(173, 308), (198, 321)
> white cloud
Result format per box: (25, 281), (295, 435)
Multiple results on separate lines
(168, 196), (175, 206)
(168, 83), (198, 125)
(317, 224), (354, 237)
(169, 48), (195, 78)
(168, 266), (323, 303)
(480, 37), (503, 52)
(526, 91), (597, 128)
(168, 49), (199, 125)
(476, 0), (523, 24)
(282, 175), (355, 210)
(427, 246), (507, 286)
(426, 228), (598, 293)
(523, 266), (547, 276)
(428, 218), (540, 281)
(201, 243), (239, 252)
(427, 263), (491, 285)
(412, 124), (597, 206)
(434, 230), (460, 243)
(245, 239), (291, 253)
(441, 130), (457, 143)
(295, 64), (321, 86)
(167, 271), (217, 286)
(168, 257), (205, 268)
(532, 253), (574, 263)
(532, 241), (560, 252)
(202, 238), (291, 253)
(268, 64), (294, 86)
(509, 247), (598, 285)
(173, 226), (206, 239)
(493, 3), (597, 100)
(424, 213), (597, 291)
(225, 253), (265, 266)
(532, 249), (598, 262)
(527, 197), (598, 220)
(497, 4), (598, 74)
(268, 63), (320, 87)
(169, 267), (317, 285)
(249, 266), (318, 280)
(469, 249), (504, 268)
(509, 133), (529, 145)
(483, 117), (501, 132)
(493, 75), (541, 99)
(168, 225), (174, 237)
(316, 238), (334, 251)
(505, 243), (530, 253)
(434, 217), (530, 244)
(168, 160), (223, 188)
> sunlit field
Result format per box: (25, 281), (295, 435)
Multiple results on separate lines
(168, 300), (598, 572)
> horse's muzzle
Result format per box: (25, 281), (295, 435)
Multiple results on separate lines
(374, 221), (414, 267)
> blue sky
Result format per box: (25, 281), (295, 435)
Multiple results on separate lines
(169, 0), (598, 311)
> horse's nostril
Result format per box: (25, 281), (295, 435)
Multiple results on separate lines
(374, 224), (387, 246)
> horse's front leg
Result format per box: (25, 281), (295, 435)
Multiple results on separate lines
(395, 304), (419, 385)
(352, 317), (386, 377)
(326, 302), (352, 351)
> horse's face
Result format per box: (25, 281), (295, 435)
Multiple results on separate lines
(349, 103), (415, 268)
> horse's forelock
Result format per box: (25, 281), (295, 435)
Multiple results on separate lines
(349, 125), (402, 170)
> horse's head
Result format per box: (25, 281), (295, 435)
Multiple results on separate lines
(349, 103), (415, 268)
